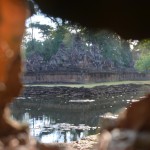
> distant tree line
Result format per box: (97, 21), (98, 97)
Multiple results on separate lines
(23, 17), (149, 73)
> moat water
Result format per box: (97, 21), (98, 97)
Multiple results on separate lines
(11, 91), (143, 143)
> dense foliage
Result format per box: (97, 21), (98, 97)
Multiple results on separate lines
(24, 18), (135, 72)
(134, 39), (150, 72)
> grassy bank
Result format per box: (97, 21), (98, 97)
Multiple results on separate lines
(25, 80), (150, 88)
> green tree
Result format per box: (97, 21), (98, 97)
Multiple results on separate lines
(134, 39), (150, 72)
(25, 21), (69, 60)
(29, 22), (53, 39)
(41, 39), (52, 60)
(25, 39), (43, 57)
(135, 55), (150, 72)
(134, 39), (150, 55)
(24, 17), (134, 69)
(120, 40), (133, 68)
(80, 29), (133, 68)
(48, 26), (68, 57)
(63, 32), (74, 49)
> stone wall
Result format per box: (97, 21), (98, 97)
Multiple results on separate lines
(23, 71), (150, 84)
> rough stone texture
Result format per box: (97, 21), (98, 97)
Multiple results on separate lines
(24, 71), (150, 84)
(0, 1), (65, 150)
(0, 0), (28, 137)
(22, 84), (150, 99)
(70, 134), (99, 150)
(98, 94), (150, 150)
(25, 42), (134, 73)
(0, 131), (69, 150)
(0, 131), (97, 150)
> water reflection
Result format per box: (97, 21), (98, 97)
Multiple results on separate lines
(11, 92), (142, 143)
